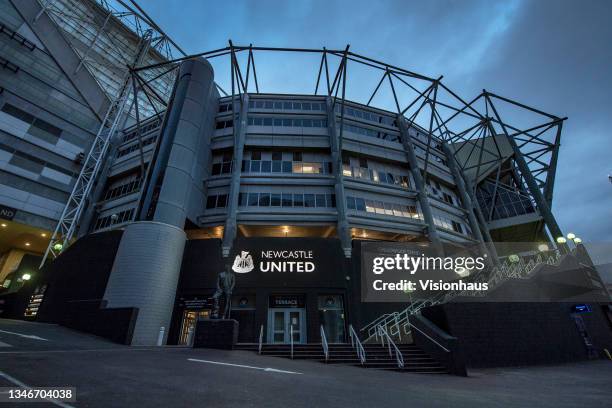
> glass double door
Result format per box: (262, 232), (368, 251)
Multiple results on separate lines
(268, 308), (306, 344)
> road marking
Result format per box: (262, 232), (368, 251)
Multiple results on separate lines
(187, 358), (303, 374)
(0, 341), (12, 347)
(0, 370), (75, 408)
(0, 329), (48, 341)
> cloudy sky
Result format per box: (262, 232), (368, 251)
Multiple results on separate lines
(142, 0), (611, 242)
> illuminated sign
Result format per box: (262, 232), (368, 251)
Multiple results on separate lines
(0, 205), (16, 221)
(232, 249), (316, 273)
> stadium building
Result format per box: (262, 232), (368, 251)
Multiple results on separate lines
(0, 0), (610, 370)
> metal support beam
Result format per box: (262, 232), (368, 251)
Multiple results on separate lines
(397, 117), (444, 256)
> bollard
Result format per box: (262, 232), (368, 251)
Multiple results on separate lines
(157, 326), (165, 346)
(187, 326), (195, 347)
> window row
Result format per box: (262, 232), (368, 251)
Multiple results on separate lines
(93, 208), (134, 230)
(346, 196), (421, 219)
(215, 119), (234, 129)
(342, 165), (410, 189)
(433, 215), (465, 234)
(414, 146), (448, 166)
(335, 105), (397, 127)
(242, 160), (333, 175)
(218, 102), (233, 113)
(206, 193), (228, 209)
(248, 100), (325, 111)
(116, 136), (156, 158)
(341, 123), (401, 143)
(247, 117), (328, 128)
(122, 120), (161, 143)
(103, 179), (141, 201)
(239, 192), (336, 208)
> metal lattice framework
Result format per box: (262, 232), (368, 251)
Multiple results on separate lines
(40, 0), (186, 266)
(42, 37), (567, 265)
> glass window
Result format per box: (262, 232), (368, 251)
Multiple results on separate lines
(272, 152), (283, 161)
(293, 152), (302, 161)
(302, 102), (311, 110)
(283, 101), (292, 110)
(355, 198), (366, 211)
(292, 162), (303, 173)
(242, 160), (250, 172)
(271, 193), (281, 207)
(293, 118), (302, 127)
(293, 102), (301, 109)
(282, 118), (292, 127)
(239, 193), (247, 206)
(346, 196), (356, 210)
(293, 194), (304, 207)
(217, 194), (227, 208)
(221, 162), (231, 174)
(263, 118), (273, 126)
(302, 119), (312, 127)
(206, 195), (216, 209)
(315, 194), (326, 207)
(282, 161), (292, 173)
(255, 101), (264, 108)
(251, 151), (261, 160)
(254, 117), (263, 126)
(274, 101), (283, 109)
(261, 160), (272, 173)
(250, 160), (261, 172)
(248, 193), (259, 206)
(273, 118), (283, 126)
(272, 161), (282, 173)
(211, 163), (221, 175)
(282, 193), (293, 207)
(259, 193), (270, 206)
(304, 194), (315, 207)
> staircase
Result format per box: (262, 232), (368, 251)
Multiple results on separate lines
(234, 342), (448, 374)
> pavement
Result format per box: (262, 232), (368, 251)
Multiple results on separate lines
(0, 318), (611, 408)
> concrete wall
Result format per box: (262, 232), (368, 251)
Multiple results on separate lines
(103, 221), (186, 345)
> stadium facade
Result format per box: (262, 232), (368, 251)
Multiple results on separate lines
(0, 0), (610, 364)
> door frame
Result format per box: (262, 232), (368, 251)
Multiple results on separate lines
(267, 308), (306, 344)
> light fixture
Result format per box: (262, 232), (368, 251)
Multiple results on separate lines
(25, 242), (31, 247)
(41, 233), (47, 237)
(573, 237), (582, 244)
(0, 223), (6, 228)
(537, 243), (549, 252)
(22, 273), (31, 281)
(53, 242), (63, 252)
(567, 232), (576, 240)
(556, 237), (567, 244)
(508, 254), (520, 263)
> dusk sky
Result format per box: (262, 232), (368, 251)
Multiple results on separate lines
(142, 0), (611, 242)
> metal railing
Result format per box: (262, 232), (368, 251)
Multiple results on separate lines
(320, 325), (329, 362)
(361, 251), (565, 343)
(258, 324), (264, 354)
(348, 324), (366, 364)
(376, 325), (404, 368)
(290, 324), (294, 359)
(406, 321), (450, 353)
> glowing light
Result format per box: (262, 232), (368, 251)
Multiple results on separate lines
(556, 237), (567, 244)
(0, 223), (6, 227)
(41, 233), (47, 237)
(508, 254), (520, 263)
(22, 273), (31, 281)
(567, 233), (576, 240)
(53, 242), (63, 251)
(537, 244), (549, 252)
(25, 242), (31, 247)
(573, 237), (582, 244)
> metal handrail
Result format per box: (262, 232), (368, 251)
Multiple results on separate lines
(290, 324), (294, 359)
(376, 325), (404, 368)
(348, 324), (366, 364)
(320, 325), (329, 362)
(258, 324), (264, 354)
(405, 321), (450, 353)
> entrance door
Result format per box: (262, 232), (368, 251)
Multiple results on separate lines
(268, 309), (306, 344)
(179, 310), (210, 345)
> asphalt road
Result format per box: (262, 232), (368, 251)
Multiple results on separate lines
(0, 319), (611, 408)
